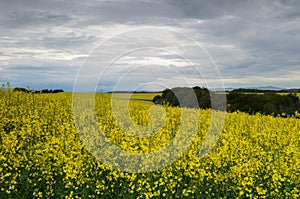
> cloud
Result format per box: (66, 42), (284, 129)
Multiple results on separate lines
(0, 0), (299, 90)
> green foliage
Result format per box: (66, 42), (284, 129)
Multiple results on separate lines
(12, 87), (64, 94)
(154, 87), (300, 117)
(13, 87), (30, 93)
(227, 92), (300, 116)
(152, 95), (163, 104)
(154, 87), (211, 109)
(40, 89), (64, 94)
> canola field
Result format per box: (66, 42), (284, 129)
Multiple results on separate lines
(1, 90), (300, 198)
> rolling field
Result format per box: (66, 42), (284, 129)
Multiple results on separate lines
(1, 90), (300, 198)
(110, 92), (161, 104)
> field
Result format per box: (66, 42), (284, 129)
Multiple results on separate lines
(110, 92), (161, 103)
(1, 90), (300, 198)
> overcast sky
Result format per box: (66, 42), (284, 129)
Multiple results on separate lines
(1, 0), (299, 91)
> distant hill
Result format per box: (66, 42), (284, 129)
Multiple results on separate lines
(250, 86), (284, 91)
(212, 86), (285, 92)
(97, 86), (299, 93)
(282, 88), (300, 92)
(230, 86), (300, 93)
(210, 86), (300, 92)
(212, 87), (235, 92)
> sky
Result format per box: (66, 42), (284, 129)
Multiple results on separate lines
(0, 0), (300, 91)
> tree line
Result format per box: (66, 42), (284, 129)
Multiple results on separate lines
(227, 92), (300, 116)
(153, 87), (300, 116)
(153, 87), (211, 109)
(13, 87), (64, 94)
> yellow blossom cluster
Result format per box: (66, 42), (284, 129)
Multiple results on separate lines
(0, 90), (299, 198)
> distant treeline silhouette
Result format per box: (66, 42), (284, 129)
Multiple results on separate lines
(13, 87), (64, 94)
(227, 92), (300, 116)
(153, 87), (300, 116)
